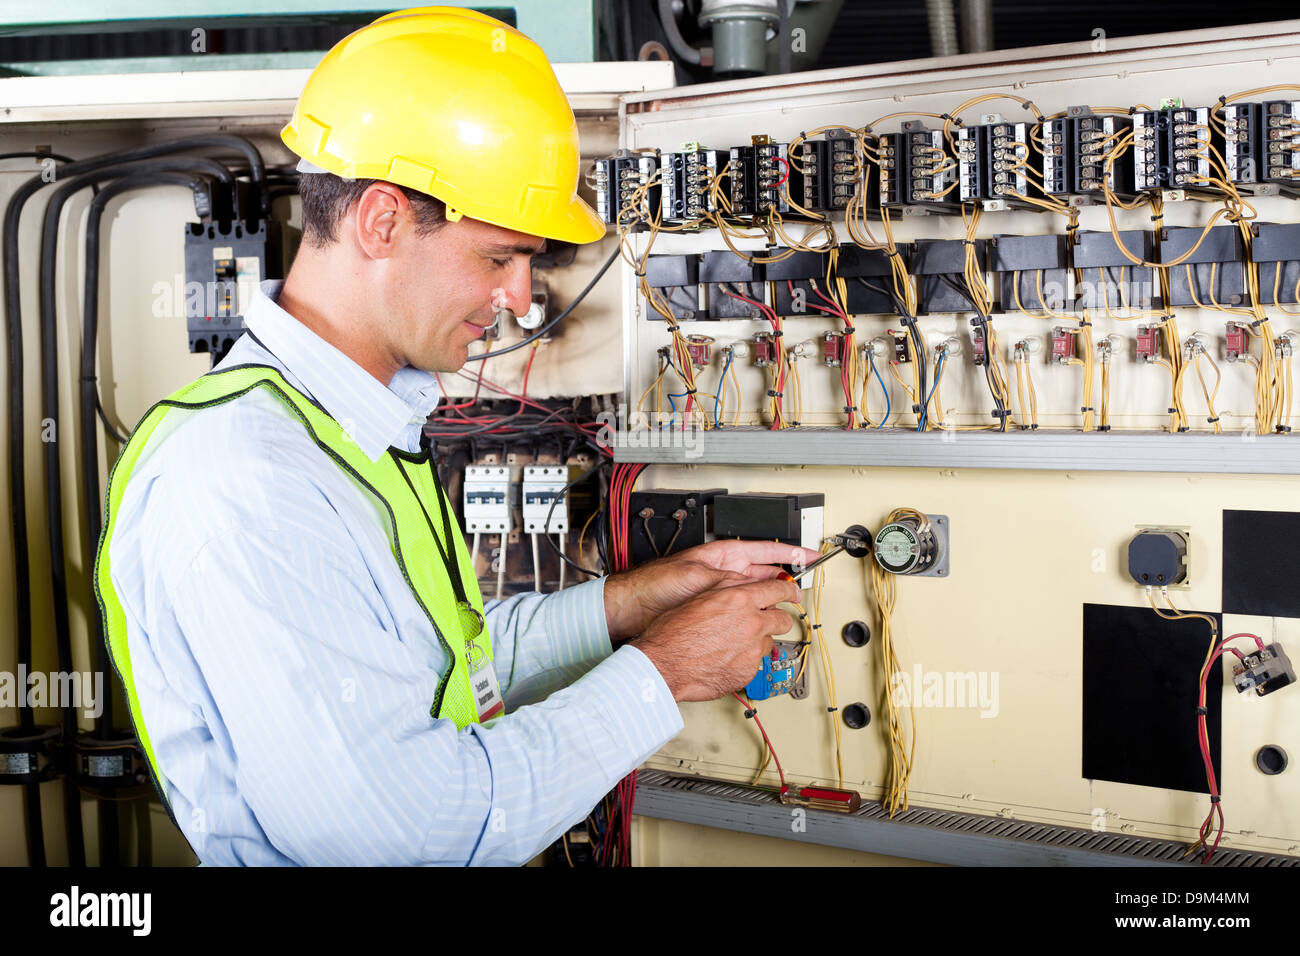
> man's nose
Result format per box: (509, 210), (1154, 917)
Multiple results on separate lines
(499, 259), (533, 317)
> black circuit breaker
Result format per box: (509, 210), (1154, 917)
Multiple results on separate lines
(644, 254), (701, 321)
(990, 234), (1070, 313)
(593, 150), (661, 228)
(1042, 107), (1134, 202)
(877, 122), (959, 213)
(1252, 222), (1300, 304)
(1161, 225), (1247, 308)
(662, 147), (727, 225)
(1232, 644), (1295, 697)
(627, 488), (726, 566)
(184, 218), (282, 366)
(728, 136), (791, 219)
(701, 249), (764, 319)
(1132, 105), (1219, 194)
(712, 492), (825, 552)
(956, 119), (1034, 207)
(1073, 229), (1158, 312)
(766, 244), (905, 317)
(913, 238), (989, 314)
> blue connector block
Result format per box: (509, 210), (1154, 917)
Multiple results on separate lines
(744, 645), (797, 701)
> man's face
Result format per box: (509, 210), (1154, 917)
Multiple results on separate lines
(385, 211), (544, 374)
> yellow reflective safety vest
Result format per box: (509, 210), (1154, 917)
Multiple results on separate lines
(94, 364), (494, 800)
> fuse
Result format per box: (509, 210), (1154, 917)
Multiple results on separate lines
(685, 334), (714, 368)
(1136, 325), (1160, 362)
(1225, 323), (1248, 361)
(822, 331), (845, 367)
(1051, 327), (1076, 364)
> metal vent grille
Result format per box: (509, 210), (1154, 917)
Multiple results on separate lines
(636, 770), (1298, 867)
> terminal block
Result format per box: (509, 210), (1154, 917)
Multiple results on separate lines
(744, 641), (808, 701)
(728, 135), (791, 219)
(627, 488), (725, 566)
(464, 465), (513, 535)
(1232, 643), (1295, 697)
(791, 130), (863, 213)
(522, 465), (571, 534)
(878, 121), (959, 213)
(662, 146), (728, 225)
(957, 117), (1034, 208)
(592, 150), (661, 228)
(1221, 101), (1300, 196)
(1132, 105), (1217, 194)
(1042, 107), (1134, 202)
(185, 218), (282, 366)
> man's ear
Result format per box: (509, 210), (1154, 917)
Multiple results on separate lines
(352, 182), (409, 259)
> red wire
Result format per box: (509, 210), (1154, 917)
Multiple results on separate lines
(771, 155), (791, 190)
(732, 692), (786, 789)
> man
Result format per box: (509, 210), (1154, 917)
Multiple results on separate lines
(95, 6), (810, 865)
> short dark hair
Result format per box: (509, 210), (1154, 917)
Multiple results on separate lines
(298, 172), (447, 246)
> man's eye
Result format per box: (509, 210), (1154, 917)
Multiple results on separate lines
(490, 258), (511, 268)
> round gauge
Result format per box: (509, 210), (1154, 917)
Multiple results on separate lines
(874, 522), (921, 574)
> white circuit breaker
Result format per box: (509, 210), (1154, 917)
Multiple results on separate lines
(522, 465), (571, 534)
(463, 465), (512, 534)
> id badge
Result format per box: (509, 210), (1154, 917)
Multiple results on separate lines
(467, 643), (504, 722)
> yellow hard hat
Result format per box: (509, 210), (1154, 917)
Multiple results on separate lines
(281, 6), (604, 244)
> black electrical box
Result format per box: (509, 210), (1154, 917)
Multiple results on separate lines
(956, 120), (1035, 206)
(990, 234), (1070, 313)
(1252, 222), (1300, 304)
(643, 254), (701, 321)
(1072, 230), (1159, 311)
(1161, 225), (1246, 308)
(662, 148), (727, 224)
(1132, 106), (1220, 194)
(627, 488), (726, 567)
(878, 124), (959, 212)
(713, 492), (824, 546)
(701, 250), (765, 319)
(727, 137), (791, 219)
(841, 243), (908, 315)
(184, 218), (282, 366)
(913, 238), (988, 314)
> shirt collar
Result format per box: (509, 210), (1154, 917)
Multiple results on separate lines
(243, 280), (441, 461)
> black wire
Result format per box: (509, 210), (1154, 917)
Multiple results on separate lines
(464, 245), (621, 362)
(932, 273), (1006, 431)
(538, 461), (605, 579)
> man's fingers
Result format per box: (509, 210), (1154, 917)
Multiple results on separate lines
(690, 539), (822, 572)
(763, 608), (796, 636)
(728, 576), (800, 609)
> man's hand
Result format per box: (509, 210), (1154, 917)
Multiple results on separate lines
(602, 540), (820, 643)
(631, 576), (800, 702)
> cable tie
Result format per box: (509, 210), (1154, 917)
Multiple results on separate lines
(991, 409), (1010, 419)
(634, 269), (647, 278)
(911, 403), (922, 414)
(1078, 319), (1092, 327)
(798, 611), (808, 620)
(843, 325), (855, 334)
(767, 389), (784, 397)
(1177, 426), (1190, 432)
(1217, 94), (1228, 107)
(962, 239), (977, 246)
(666, 323), (680, 333)
(684, 388), (698, 395)
(843, 405), (855, 413)
(1098, 424), (1110, 432)
(940, 113), (953, 121)
(1151, 214), (1162, 222)
(772, 329), (784, 337)
(1030, 423), (1040, 430)
(1207, 416), (1219, 423)
(1168, 407), (1177, 414)
(1080, 406), (1094, 412)
(744, 708), (756, 719)
(826, 706), (837, 713)
(1278, 425), (1293, 433)
(1210, 795), (1221, 804)
(811, 623), (823, 630)
(790, 419), (801, 426)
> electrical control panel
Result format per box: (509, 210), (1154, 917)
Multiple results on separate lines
(627, 488), (726, 566)
(712, 492), (824, 553)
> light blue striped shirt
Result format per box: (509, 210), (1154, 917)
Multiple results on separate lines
(108, 280), (683, 866)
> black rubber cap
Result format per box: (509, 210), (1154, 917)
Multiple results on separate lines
(842, 702), (871, 730)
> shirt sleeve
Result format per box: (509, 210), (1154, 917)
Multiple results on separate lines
(156, 523), (683, 866)
(481, 579), (615, 708)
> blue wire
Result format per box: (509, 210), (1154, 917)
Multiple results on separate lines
(918, 352), (945, 432)
(667, 390), (720, 430)
(713, 353), (733, 427)
(867, 351), (890, 429)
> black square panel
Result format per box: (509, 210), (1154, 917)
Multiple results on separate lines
(1082, 603), (1222, 794)
(1223, 509), (1300, 618)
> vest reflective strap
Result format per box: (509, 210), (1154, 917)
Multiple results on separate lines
(94, 364), (493, 802)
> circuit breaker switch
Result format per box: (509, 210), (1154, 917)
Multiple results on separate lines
(1232, 644), (1295, 697)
